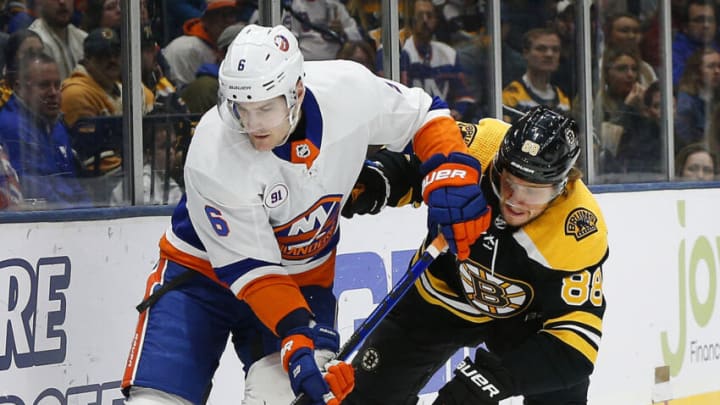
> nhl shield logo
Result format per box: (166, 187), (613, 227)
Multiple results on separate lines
(295, 143), (311, 159)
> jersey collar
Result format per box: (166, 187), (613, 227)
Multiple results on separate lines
(272, 87), (323, 168)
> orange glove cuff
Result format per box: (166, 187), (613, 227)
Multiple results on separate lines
(280, 333), (314, 372)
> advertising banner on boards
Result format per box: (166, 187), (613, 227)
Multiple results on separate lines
(1, 189), (719, 404)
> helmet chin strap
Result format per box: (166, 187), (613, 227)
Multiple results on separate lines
(276, 102), (302, 147)
(275, 82), (304, 147)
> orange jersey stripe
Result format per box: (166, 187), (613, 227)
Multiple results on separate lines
(290, 251), (336, 288)
(413, 116), (469, 162)
(122, 258), (167, 390)
(241, 275), (312, 335)
(159, 235), (221, 284)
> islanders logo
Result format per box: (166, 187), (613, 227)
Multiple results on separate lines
(274, 195), (342, 260)
(274, 35), (290, 52)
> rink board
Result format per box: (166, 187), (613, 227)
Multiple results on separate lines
(1, 188), (720, 404)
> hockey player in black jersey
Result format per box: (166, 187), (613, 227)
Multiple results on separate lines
(341, 106), (609, 404)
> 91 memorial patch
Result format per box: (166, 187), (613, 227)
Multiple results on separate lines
(564, 208), (598, 241)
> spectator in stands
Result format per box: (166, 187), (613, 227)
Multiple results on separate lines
(0, 52), (90, 208)
(0, 143), (23, 209)
(61, 27), (126, 176)
(550, 0), (601, 100)
(433, 0), (484, 45)
(155, 0), (256, 45)
(676, 47), (720, 150)
(345, 0), (385, 41)
(283, 0), (363, 61)
(675, 142), (717, 180)
(455, 8), (526, 118)
(672, 0), (719, 87)
(161, 0), (206, 43)
(608, 80), (666, 177)
(110, 124), (183, 206)
(640, 0), (685, 69)
(502, 28), (570, 123)
(0, 29), (43, 108)
(80, 0), (121, 32)
(604, 12), (657, 86)
(180, 21), (244, 114)
(398, 0), (475, 120)
(140, 24), (187, 114)
(29, 0), (87, 80)
(60, 27), (124, 127)
(593, 47), (647, 174)
(1, 1), (35, 33)
(162, 0), (241, 88)
(335, 39), (376, 72)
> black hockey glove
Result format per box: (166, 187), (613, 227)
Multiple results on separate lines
(342, 160), (390, 218)
(433, 349), (515, 405)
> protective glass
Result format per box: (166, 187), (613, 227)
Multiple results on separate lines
(225, 97), (291, 133)
(491, 165), (564, 206)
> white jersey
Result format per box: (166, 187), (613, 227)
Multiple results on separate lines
(161, 60), (451, 302)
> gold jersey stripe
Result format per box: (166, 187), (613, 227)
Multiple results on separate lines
(544, 311), (603, 332)
(542, 329), (599, 364)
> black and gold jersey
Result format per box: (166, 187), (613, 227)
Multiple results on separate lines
(362, 117), (607, 396)
(414, 118), (607, 392)
(502, 79), (571, 123)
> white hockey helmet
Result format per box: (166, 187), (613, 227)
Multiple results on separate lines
(217, 24), (305, 132)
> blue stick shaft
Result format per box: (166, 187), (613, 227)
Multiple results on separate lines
(291, 235), (447, 405)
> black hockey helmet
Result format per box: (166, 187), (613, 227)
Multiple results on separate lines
(494, 106), (580, 185)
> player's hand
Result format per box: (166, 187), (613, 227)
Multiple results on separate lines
(433, 350), (515, 405)
(281, 325), (355, 404)
(421, 152), (491, 260)
(342, 160), (390, 218)
(310, 323), (340, 369)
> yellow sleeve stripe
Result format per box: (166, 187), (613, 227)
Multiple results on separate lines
(542, 311), (603, 364)
(545, 311), (603, 332)
(542, 329), (599, 364)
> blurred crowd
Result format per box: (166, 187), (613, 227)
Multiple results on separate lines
(0, 0), (718, 212)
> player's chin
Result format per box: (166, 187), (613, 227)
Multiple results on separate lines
(500, 203), (532, 227)
(249, 135), (275, 151)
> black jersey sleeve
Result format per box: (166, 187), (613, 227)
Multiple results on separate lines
(489, 256), (607, 396)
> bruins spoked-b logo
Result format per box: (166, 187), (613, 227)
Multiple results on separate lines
(360, 347), (380, 371)
(458, 261), (533, 317)
(564, 208), (598, 241)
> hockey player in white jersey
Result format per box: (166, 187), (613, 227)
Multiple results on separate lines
(121, 24), (492, 405)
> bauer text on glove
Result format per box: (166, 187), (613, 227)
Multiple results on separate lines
(420, 152), (492, 260)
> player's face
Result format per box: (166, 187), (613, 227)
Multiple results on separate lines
(497, 170), (561, 227)
(232, 96), (291, 151)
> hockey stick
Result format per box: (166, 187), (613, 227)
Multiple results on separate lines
(291, 234), (448, 405)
